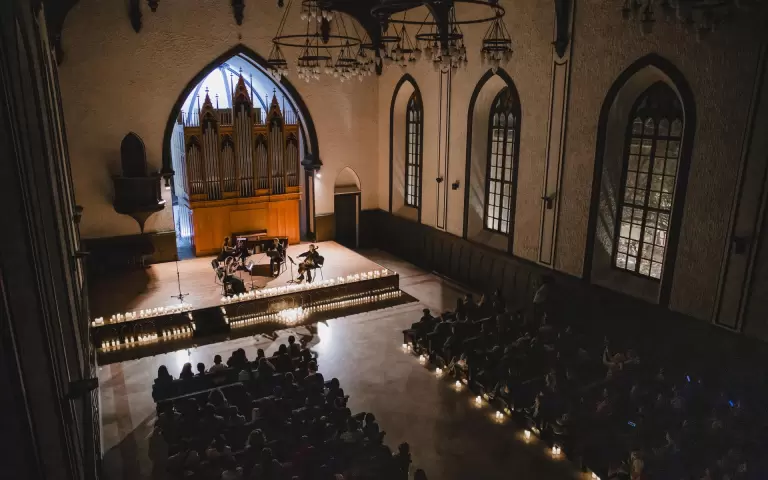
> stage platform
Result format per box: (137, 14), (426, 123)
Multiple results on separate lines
(89, 242), (415, 364)
(90, 241), (387, 316)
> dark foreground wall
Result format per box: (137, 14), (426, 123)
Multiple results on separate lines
(361, 209), (768, 387)
(0, 1), (99, 479)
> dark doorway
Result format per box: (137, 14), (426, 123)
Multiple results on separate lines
(334, 193), (359, 249)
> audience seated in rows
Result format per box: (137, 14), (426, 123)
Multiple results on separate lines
(404, 278), (765, 479)
(151, 337), (426, 479)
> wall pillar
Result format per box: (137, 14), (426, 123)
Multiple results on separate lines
(717, 37), (768, 332)
(538, 0), (575, 266)
(435, 69), (452, 229)
(0, 0), (97, 478)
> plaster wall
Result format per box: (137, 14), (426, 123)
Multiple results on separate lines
(58, 0), (378, 239)
(559, 2), (765, 321)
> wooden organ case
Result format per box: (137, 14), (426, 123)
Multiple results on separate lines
(183, 77), (301, 255)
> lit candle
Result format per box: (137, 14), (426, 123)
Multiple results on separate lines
(524, 430), (531, 440)
(495, 411), (503, 420)
(455, 380), (461, 389)
(435, 367), (442, 376)
(475, 396), (482, 405)
(552, 445), (560, 456)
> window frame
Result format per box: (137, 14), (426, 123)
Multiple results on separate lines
(404, 92), (423, 208)
(483, 87), (520, 237)
(612, 82), (683, 281)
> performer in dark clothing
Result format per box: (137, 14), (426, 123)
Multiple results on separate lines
(217, 236), (235, 262)
(268, 238), (285, 277)
(297, 244), (320, 282)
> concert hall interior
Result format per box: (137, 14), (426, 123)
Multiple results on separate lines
(3, 0), (768, 479)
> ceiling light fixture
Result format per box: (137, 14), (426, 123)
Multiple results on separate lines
(268, 0), (363, 82)
(371, 0), (512, 73)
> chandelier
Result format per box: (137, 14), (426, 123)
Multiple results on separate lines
(371, 0), (512, 73)
(620, 0), (754, 37)
(481, 10), (514, 72)
(268, 0), (369, 82)
(380, 18), (419, 68)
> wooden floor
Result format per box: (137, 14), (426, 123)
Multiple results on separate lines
(88, 241), (387, 319)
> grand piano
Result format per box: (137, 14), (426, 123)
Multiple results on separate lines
(233, 230), (288, 254)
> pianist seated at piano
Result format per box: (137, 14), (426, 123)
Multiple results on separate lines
(217, 236), (236, 263)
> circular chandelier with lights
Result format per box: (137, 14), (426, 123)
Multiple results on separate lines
(267, 0), (375, 83)
(371, 0), (514, 73)
(620, 0), (753, 38)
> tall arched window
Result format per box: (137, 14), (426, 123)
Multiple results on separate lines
(614, 82), (683, 279)
(404, 92), (422, 208)
(484, 87), (519, 235)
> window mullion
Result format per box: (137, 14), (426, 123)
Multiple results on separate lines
(636, 116), (658, 274)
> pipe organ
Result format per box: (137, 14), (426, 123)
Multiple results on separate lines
(182, 76), (302, 255)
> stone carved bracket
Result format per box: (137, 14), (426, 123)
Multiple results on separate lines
(129, 0), (142, 33)
(553, 0), (571, 58)
(232, 0), (245, 25)
(129, 0), (163, 34)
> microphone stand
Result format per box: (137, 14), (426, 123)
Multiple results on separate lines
(170, 255), (189, 304)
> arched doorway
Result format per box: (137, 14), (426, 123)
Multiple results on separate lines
(162, 45), (322, 258)
(334, 167), (361, 249)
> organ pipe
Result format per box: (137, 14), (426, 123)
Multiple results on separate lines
(183, 76), (300, 202)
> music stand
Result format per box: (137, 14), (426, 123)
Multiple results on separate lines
(285, 255), (298, 284)
(244, 261), (261, 292)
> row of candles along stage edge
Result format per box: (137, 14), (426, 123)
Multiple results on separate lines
(97, 287), (403, 351)
(91, 303), (194, 327)
(221, 269), (393, 305)
(401, 344), (602, 480)
(228, 288), (403, 328)
(100, 324), (195, 350)
(90, 269), (394, 327)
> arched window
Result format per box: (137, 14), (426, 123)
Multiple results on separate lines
(404, 92), (422, 208)
(484, 87), (519, 235)
(614, 82), (683, 279)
